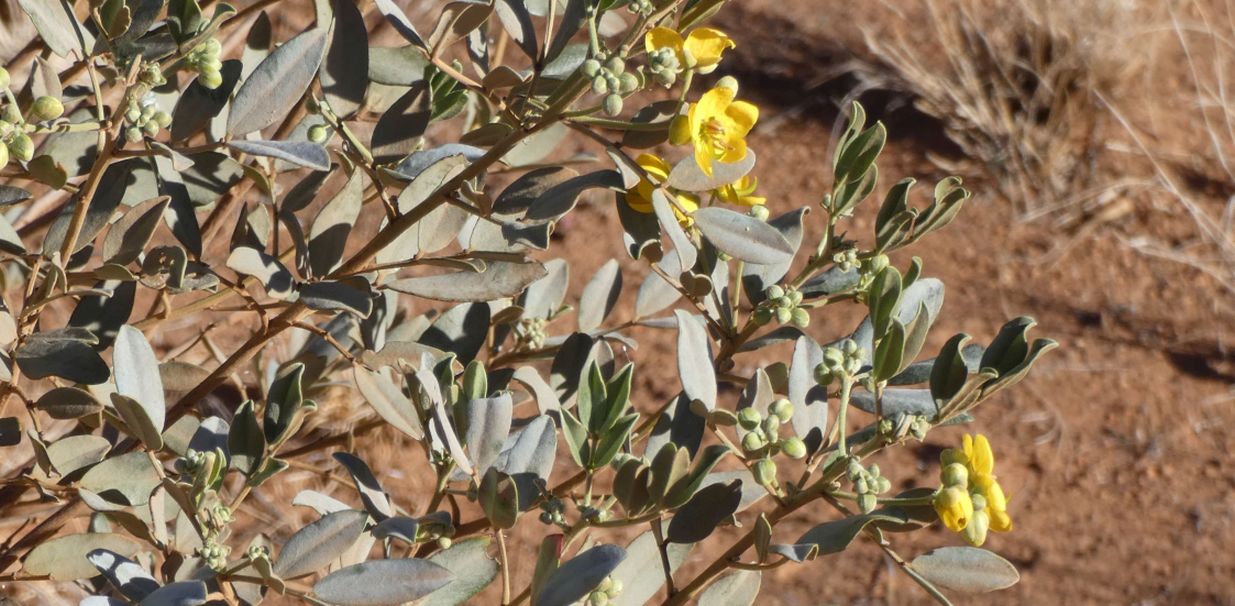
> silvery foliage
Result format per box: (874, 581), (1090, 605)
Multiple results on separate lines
(0, 0), (1054, 604)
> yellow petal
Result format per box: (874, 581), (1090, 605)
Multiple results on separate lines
(636, 153), (671, 182)
(718, 135), (748, 164)
(683, 27), (735, 68)
(645, 27), (684, 54)
(970, 434), (994, 476)
(669, 114), (692, 146)
(694, 143), (715, 176)
(725, 100), (760, 134)
(692, 86), (735, 133)
(984, 479), (1008, 512)
(989, 508), (1013, 532)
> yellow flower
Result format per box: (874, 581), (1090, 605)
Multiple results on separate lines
(645, 27), (735, 74)
(670, 86), (758, 176)
(933, 486), (973, 533)
(715, 175), (765, 207)
(625, 153), (699, 226)
(935, 434), (1013, 545)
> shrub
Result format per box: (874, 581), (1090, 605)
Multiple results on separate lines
(0, 0), (1054, 604)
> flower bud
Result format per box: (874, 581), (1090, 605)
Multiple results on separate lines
(602, 93), (623, 117)
(308, 124), (328, 143)
(0, 67), (9, 89)
(858, 492), (877, 514)
(741, 431), (765, 453)
(940, 448), (967, 467)
(0, 120), (11, 137)
(618, 72), (639, 95)
(605, 56), (625, 74)
(963, 509), (990, 546)
(781, 436), (807, 459)
(203, 37), (222, 57)
(775, 306), (792, 324)
(765, 285), (785, 300)
(609, 579), (623, 595)
(752, 458), (778, 488)
(154, 111), (172, 128)
(126, 126), (143, 143)
(812, 364), (834, 386)
(736, 406), (762, 430)
(760, 416), (779, 436)
(940, 462), (968, 487)
(969, 492), (987, 512)
(582, 59), (602, 78)
(31, 96), (63, 121)
(823, 347), (845, 369)
(875, 476), (891, 494)
(126, 107), (142, 123)
(591, 75), (609, 95)
(142, 120), (160, 136)
(716, 76), (739, 94)
(7, 133), (33, 162)
(790, 308), (810, 327)
(199, 69), (223, 90)
(748, 204), (769, 221)
(787, 289), (803, 306)
(653, 69), (677, 88)
(769, 398), (793, 421)
(867, 254), (889, 274)
(933, 486), (973, 533)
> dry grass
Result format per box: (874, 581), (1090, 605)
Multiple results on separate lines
(853, 0), (1163, 215)
(1114, 1), (1235, 299)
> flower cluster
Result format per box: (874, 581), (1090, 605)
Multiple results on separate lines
(932, 434), (1013, 546)
(623, 25), (767, 226)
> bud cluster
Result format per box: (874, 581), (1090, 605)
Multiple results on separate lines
(813, 339), (866, 385)
(0, 67), (56, 169)
(582, 54), (640, 116)
(123, 95), (172, 143)
(199, 539), (231, 571)
(647, 45), (682, 87)
(846, 459), (891, 513)
(752, 284), (808, 327)
(514, 316), (547, 351)
(854, 253), (890, 301)
(878, 412), (930, 442)
(588, 576), (623, 606)
(187, 38), (224, 89)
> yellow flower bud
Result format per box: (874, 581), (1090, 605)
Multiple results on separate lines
(940, 462), (968, 487)
(933, 486), (973, 533)
(964, 509), (990, 547)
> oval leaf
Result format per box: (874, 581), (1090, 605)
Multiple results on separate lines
(312, 558), (454, 605)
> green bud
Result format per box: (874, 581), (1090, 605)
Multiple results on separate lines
(760, 416), (779, 436)
(812, 364), (834, 386)
(126, 108), (142, 123)
(605, 56), (626, 74)
(126, 126), (143, 143)
(741, 431), (765, 453)
(582, 59), (602, 78)
(140, 104), (156, 120)
(823, 347), (845, 369)
(653, 69), (677, 88)
(0, 67), (9, 90)
(963, 509), (990, 546)
(765, 284), (785, 300)
(591, 75), (609, 95)
(855, 475), (869, 494)
(618, 72), (639, 95)
(781, 436), (807, 459)
(589, 591), (607, 606)
(307, 124), (328, 143)
(609, 580), (623, 595)
(875, 476), (892, 494)
(199, 69), (223, 90)
(154, 111), (172, 128)
(752, 458), (778, 488)
(940, 462), (968, 487)
(142, 120), (160, 137)
(597, 577), (613, 592)
(602, 94), (623, 117)
(842, 339), (859, 356)
(769, 398), (793, 421)
(716, 76), (739, 94)
(790, 308), (810, 327)
(940, 449), (967, 467)
(737, 406), (762, 430)
(437, 537), (452, 549)
(203, 37), (222, 57)
(858, 492), (877, 514)
(969, 492), (987, 512)
(775, 307), (792, 324)
(867, 254), (890, 275)
(787, 289), (803, 305)
(31, 96), (64, 121)
(748, 204), (769, 221)
(8, 133), (33, 161)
